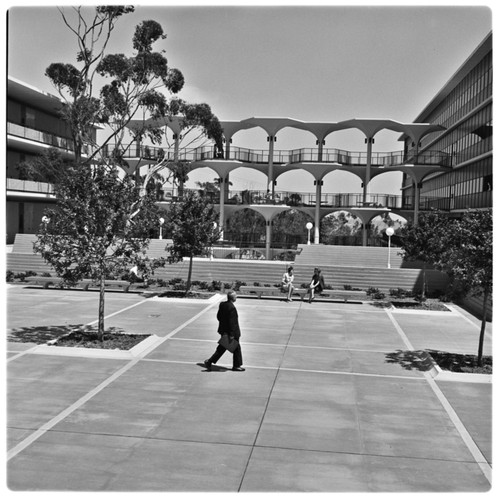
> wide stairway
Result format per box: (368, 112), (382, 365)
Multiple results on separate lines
(7, 234), (448, 294)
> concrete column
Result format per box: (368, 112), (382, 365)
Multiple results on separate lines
(268, 135), (275, 196)
(219, 177), (225, 240)
(413, 182), (422, 226)
(225, 137), (231, 160)
(317, 139), (324, 162)
(363, 137), (373, 247)
(265, 220), (272, 260)
(314, 180), (322, 244)
(362, 223), (368, 247)
(363, 137), (373, 203)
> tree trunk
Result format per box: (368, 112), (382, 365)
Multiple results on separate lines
(421, 263), (427, 299)
(98, 272), (106, 341)
(477, 289), (489, 367)
(186, 255), (193, 294)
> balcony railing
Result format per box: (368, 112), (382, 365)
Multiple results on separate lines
(8, 122), (73, 151)
(158, 187), (449, 211)
(103, 143), (451, 167)
(6, 178), (54, 194)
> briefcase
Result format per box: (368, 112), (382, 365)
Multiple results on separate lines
(218, 334), (239, 353)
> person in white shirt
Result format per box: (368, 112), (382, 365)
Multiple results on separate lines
(281, 266), (295, 302)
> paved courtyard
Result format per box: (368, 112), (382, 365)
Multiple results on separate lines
(5, 285), (492, 492)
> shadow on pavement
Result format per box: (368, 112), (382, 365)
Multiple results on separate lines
(385, 349), (435, 371)
(8, 324), (85, 344)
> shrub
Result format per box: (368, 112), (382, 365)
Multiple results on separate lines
(41, 272), (52, 277)
(389, 288), (413, 298)
(253, 281), (261, 287)
(344, 284), (352, 290)
(223, 282), (232, 290)
(208, 280), (223, 291)
(6, 270), (14, 282)
(233, 280), (246, 291)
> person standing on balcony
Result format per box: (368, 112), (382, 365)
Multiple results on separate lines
(281, 266), (295, 302)
(307, 268), (325, 303)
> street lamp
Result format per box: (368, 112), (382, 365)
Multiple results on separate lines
(306, 222), (313, 245)
(159, 217), (165, 239)
(385, 227), (394, 268)
(211, 221), (217, 260)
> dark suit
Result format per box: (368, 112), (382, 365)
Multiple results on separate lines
(208, 299), (243, 368)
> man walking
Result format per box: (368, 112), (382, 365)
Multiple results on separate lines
(204, 290), (245, 372)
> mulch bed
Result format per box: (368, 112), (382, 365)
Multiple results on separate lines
(428, 349), (492, 374)
(390, 299), (450, 311)
(52, 330), (150, 350)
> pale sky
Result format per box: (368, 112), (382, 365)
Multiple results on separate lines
(4, 2), (493, 195)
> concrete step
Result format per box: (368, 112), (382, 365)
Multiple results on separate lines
(295, 244), (408, 268)
(6, 237), (448, 294)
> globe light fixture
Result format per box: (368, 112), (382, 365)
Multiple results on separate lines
(159, 217), (165, 239)
(385, 227), (395, 268)
(306, 222), (313, 245)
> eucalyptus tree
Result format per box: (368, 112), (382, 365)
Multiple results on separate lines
(35, 6), (222, 339)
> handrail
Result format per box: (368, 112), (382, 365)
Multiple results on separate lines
(7, 121), (91, 155)
(159, 187), (450, 211)
(103, 143), (451, 167)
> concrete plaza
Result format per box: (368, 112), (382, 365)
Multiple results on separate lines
(6, 285), (492, 492)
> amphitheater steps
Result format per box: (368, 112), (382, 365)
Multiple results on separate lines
(295, 244), (410, 269)
(6, 235), (448, 294)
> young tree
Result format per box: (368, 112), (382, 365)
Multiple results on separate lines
(33, 7), (222, 339)
(400, 209), (492, 364)
(167, 191), (221, 292)
(398, 210), (449, 297)
(436, 210), (492, 365)
(35, 164), (164, 340)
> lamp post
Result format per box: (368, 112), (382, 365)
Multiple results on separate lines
(306, 222), (313, 245)
(210, 221), (217, 260)
(159, 217), (165, 239)
(385, 227), (394, 269)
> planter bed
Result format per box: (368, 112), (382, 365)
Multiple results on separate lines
(428, 349), (492, 374)
(390, 299), (451, 312)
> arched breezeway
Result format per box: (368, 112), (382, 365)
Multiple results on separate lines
(124, 116), (451, 254)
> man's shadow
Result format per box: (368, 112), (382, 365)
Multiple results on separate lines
(196, 362), (230, 372)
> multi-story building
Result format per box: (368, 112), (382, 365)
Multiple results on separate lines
(401, 31), (492, 214)
(6, 77), (97, 244)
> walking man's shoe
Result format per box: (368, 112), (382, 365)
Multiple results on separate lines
(232, 367), (245, 372)
(204, 359), (212, 371)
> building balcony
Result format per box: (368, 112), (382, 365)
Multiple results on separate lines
(7, 121), (90, 157)
(6, 178), (55, 200)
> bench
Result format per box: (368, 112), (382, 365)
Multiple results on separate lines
(80, 279), (132, 292)
(239, 285), (307, 300)
(24, 276), (132, 292)
(239, 285), (367, 303)
(318, 289), (367, 303)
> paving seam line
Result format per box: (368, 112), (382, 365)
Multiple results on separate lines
(384, 308), (492, 485)
(7, 296), (222, 462)
(236, 299), (303, 492)
(144, 358), (427, 381)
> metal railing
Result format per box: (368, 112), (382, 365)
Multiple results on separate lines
(102, 143), (451, 167)
(7, 122), (90, 155)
